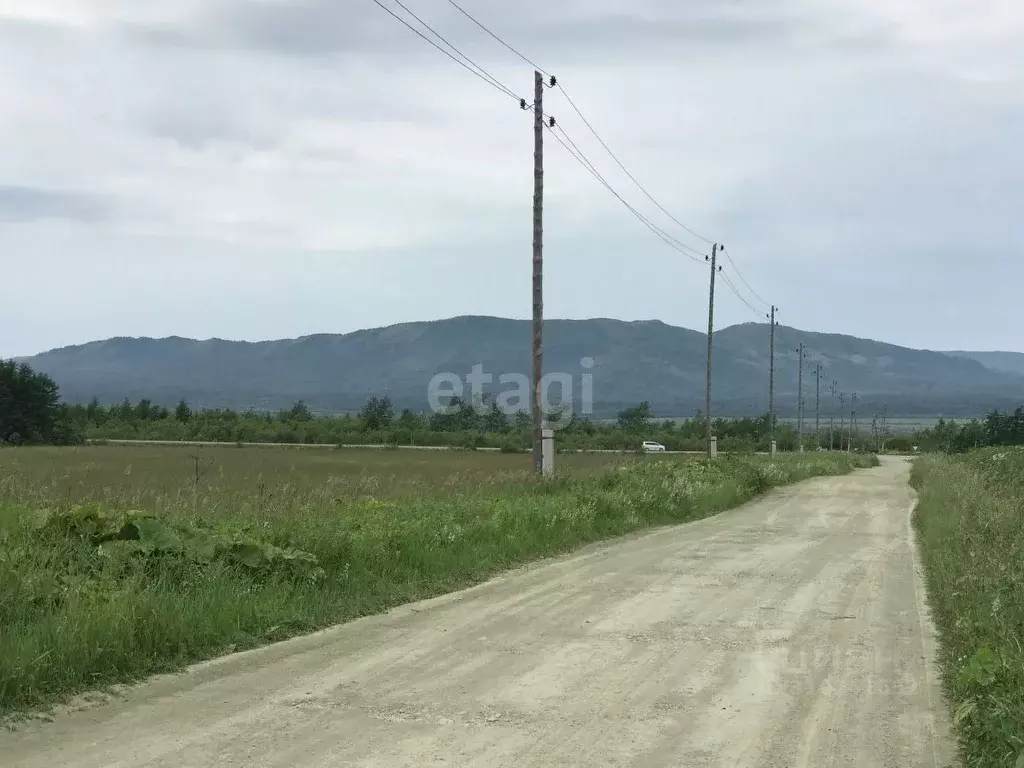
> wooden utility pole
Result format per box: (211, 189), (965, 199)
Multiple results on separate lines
(829, 380), (838, 450)
(531, 70), (544, 474)
(768, 305), (777, 447)
(796, 342), (805, 451)
(838, 391), (846, 452)
(881, 404), (888, 453)
(814, 364), (821, 449)
(849, 392), (858, 454)
(705, 243), (719, 457)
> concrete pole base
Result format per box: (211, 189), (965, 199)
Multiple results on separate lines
(542, 429), (554, 475)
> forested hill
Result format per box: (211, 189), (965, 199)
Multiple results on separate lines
(944, 350), (1024, 378)
(18, 316), (1024, 417)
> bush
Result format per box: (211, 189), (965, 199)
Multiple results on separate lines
(456, 432), (485, 450)
(386, 428), (412, 446)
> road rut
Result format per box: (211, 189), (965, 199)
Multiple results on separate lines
(1, 458), (956, 767)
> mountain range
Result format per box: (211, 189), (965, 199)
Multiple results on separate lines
(15, 316), (1024, 418)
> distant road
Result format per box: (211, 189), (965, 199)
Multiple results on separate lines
(86, 439), (710, 455)
(89, 439), (488, 451)
(1, 458), (954, 767)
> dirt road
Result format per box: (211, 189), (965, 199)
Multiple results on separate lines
(2, 458), (955, 767)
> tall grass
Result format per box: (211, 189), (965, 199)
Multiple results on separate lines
(0, 448), (875, 715)
(912, 449), (1024, 767)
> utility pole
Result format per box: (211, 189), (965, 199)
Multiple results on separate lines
(796, 342), (806, 452)
(838, 391), (846, 452)
(849, 392), (858, 454)
(768, 305), (777, 448)
(705, 243), (720, 457)
(530, 70), (544, 474)
(880, 405), (888, 454)
(828, 380), (838, 450)
(814, 363), (821, 449)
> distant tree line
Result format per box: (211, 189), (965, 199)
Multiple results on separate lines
(10, 357), (1012, 454)
(915, 408), (1024, 453)
(51, 393), (813, 452)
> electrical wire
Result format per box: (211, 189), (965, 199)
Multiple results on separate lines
(553, 123), (708, 261)
(720, 246), (770, 310)
(370, 0), (521, 103)
(719, 271), (764, 319)
(555, 87), (714, 246)
(548, 128), (705, 263)
(443, 0), (551, 77)
(441, 0), (713, 247)
(772, 324), (815, 374)
(546, 123), (707, 263)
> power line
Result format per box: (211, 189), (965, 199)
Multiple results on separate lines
(720, 246), (770, 309)
(772, 322), (806, 356)
(389, 0), (521, 100)
(547, 123), (707, 263)
(370, 0), (520, 103)
(443, 0), (551, 77)
(719, 271), (763, 318)
(549, 125), (705, 263)
(552, 124), (706, 260)
(555, 86), (714, 246)
(720, 272), (762, 318)
(439, 0), (713, 248)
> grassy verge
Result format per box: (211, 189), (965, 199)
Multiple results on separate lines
(911, 449), (1024, 767)
(0, 451), (876, 715)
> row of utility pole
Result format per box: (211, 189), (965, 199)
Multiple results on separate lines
(766, 310), (892, 455)
(526, 69), (887, 471)
(702, 251), (880, 458)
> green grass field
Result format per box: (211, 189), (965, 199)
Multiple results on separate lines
(912, 449), (1024, 767)
(0, 444), (637, 511)
(0, 445), (876, 716)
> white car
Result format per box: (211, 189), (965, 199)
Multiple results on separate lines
(642, 441), (666, 452)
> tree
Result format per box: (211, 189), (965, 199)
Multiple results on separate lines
(135, 398), (154, 421)
(483, 400), (509, 433)
(984, 406), (1024, 446)
(111, 397), (133, 422)
(285, 400), (313, 422)
(397, 408), (424, 430)
(51, 403), (86, 445)
(85, 397), (102, 423)
(617, 401), (652, 432)
(175, 400), (192, 423)
(513, 410), (532, 431)
(358, 396), (394, 431)
(0, 360), (61, 444)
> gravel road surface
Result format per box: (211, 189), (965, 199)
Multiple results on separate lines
(2, 458), (956, 767)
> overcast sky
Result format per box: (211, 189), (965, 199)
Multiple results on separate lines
(1, 0), (1021, 357)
